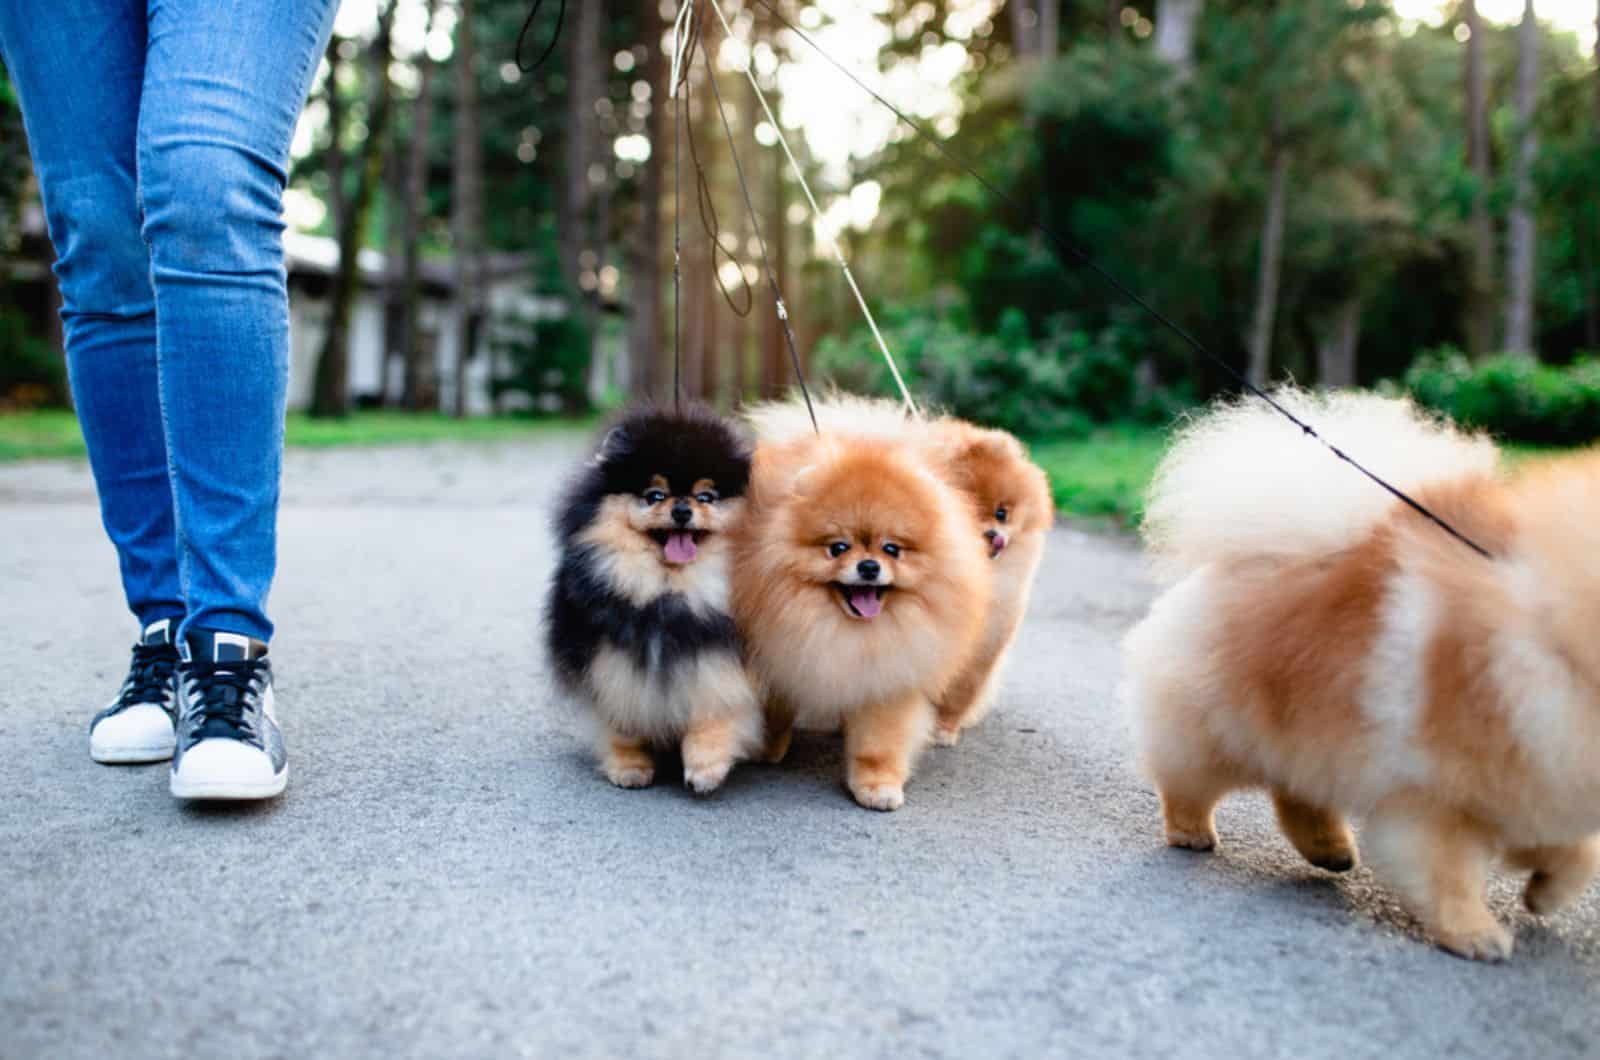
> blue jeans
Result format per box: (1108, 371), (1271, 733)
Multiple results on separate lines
(0, 0), (338, 643)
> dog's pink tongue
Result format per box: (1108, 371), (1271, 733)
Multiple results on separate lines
(664, 531), (698, 564)
(849, 588), (882, 619)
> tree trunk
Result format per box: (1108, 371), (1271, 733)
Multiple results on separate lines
(1009, 1), (1040, 59)
(563, 0), (603, 408)
(1502, 0), (1539, 357)
(310, 4), (397, 419)
(1463, 0), (1496, 359)
(1107, 0), (1121, 36)
(400, 0), (440, 410)
(451, 0), (485, 419)
(1317, 294), (1362, 388)
(1154, 0), (1204, 80)
(1038, 0), (1060, 59)
(628, 0), (667, 402)
(323, 35), (348, 238)
(1246, 139), (1290, 388)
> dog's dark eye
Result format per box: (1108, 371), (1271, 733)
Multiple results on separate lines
(643, 489), (667, 505)
(827, 541), (851, 558)
(995, 506), (1009, 523)
(696, 491), (718, 504)
(882, 542), (902, 558)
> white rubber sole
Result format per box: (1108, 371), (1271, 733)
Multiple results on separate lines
(170, 766), (288, 801)
(90, 742), (176, 765)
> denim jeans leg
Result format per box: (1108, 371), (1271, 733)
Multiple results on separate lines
(136, 0), (339, 644)
(0, 2), (185, 628)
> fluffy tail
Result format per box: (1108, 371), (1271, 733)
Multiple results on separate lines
(1143, 388), (1498, 579)
(743, 390), (927, 446)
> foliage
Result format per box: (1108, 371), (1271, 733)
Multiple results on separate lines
(815, 304), (1184, 438)
(0, 307), (65, 407)
(1404, 348), (1600, 446)
(490, 306), (592, 413)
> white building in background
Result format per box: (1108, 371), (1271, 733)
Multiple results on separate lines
(283, 231), (564, 416)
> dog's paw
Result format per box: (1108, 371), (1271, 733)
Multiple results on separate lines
(850, 782), (905, 812)
(683, 758), (732, 795)
(930, 724), (961, 748)
(1436, 921), (1514, 963)
(1165, 827), (1217, 852)
(604, 763), (656, 789)
(762, 728), (793, 764)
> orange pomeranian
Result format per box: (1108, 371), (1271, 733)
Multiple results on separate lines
(922, 420), (1053, 745)
(1127, 387), (1600, 960)
(745, 395), (1053, 746)
(732, 431), (989, 811)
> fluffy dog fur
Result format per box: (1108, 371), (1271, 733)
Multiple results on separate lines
(732, 431), (989, 811)
(746, 394), (1052, 745)
(1126, 387), (1600, 960)
(546, 407), (762, 793)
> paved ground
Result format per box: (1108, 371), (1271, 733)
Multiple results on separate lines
(4, 436), (1600, 1060)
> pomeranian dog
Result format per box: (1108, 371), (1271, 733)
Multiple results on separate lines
(923, 419), (1053, 745)
(546, 407), (762, 793)
(745, 394), (1052, 746)
(1126, 387), (1600, 960)
(732, 428), (989, 811)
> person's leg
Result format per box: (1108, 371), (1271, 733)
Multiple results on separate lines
(137, 0), (336, 798)
(0, 2), (184, 629)
(136, 0), (338, 645)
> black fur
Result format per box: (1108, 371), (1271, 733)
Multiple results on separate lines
(552, 405), (752, 543)
(544, 406), (752, 691)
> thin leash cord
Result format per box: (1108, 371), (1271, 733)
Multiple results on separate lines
(514, 0), (565, 72)
(697, 10), (818, 435)
(749, 0), (1493, 561)
(670, 1), (695, 411)
(705, 0), (918, 418)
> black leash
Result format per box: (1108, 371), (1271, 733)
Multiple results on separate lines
(747, 0), (1492, 560)
(514, 0), (565, 73)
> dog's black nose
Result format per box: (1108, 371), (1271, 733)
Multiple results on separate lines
(672, 504), (693, 526)
(856, 559), (880, 581)
(984, 529), (999, 541)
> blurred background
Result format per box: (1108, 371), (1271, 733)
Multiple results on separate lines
(1, 0), (1597, 517)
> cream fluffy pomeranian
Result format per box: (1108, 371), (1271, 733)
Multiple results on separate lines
(1126, 387), (1600, 960)
(731, 418), (990, 811)
(745, 395), (1052, 747)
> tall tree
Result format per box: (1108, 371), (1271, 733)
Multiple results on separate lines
(1502, 0), (1539, 355)
(1246, 113), (1290, 387)
(399, 0), (441, 410)
(1463, 0), (1496, 359)
(1154, 0), (1204, 80)
(562, 0), (604, 405)
(452, 0), (486, 418)
(627, 0), (667, 402)
(310, 2), (398, 419)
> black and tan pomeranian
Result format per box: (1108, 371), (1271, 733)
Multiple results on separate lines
(546, 407), (762, 793)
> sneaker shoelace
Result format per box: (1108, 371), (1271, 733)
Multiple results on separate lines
(117, 643), (179, 709)
(182, 660), (270, 747)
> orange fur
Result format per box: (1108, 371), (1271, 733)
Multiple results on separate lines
(733, 435), (989, 811)
(1129, 431), (1600, 961)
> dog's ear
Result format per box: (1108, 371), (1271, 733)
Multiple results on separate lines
(595, 424), (630, 463)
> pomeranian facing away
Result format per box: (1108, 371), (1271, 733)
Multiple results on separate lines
(1127, 388), (1600, 960)
(546, 407), (762, 793)
(745, 394), (1052, 747)
(732, 431), (989, 811)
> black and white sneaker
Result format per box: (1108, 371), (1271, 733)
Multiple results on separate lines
(89, 618), (180, 764)
(169, 630), (287, 801)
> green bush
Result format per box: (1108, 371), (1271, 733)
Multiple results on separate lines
(1404, 349), (1600, 446)
(813, 305), (1178, 438)
(490, 309), (591, 414)
(0, 306), (66, 407)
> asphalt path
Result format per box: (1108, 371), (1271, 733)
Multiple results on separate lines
(4, 437), (1599, 1059)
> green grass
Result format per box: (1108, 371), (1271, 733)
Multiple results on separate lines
(0, 408), (597, 462)
(1029, 424), (1168, 527)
